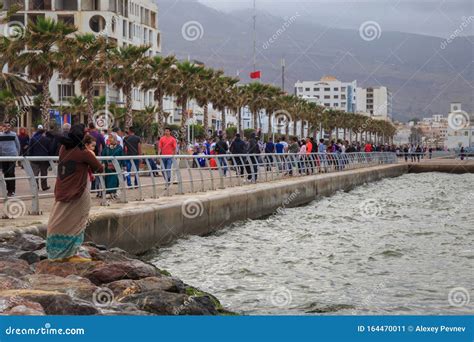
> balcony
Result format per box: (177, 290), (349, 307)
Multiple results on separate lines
(55, 0), (78, 10)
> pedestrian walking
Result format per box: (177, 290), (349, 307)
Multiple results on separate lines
(157, 127), (177, 185)
(0, 122), (20, 196)
(28, 125), (52, 191)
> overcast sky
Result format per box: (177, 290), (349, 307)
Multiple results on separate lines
(198, 0), (473, 38)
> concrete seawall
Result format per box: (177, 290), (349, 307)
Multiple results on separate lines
(84, 164), (408, 254)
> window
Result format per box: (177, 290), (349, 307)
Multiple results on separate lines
(324, 95), (330, 99)
(341, 102), (346, 107)
(128, 22), (132, 39)
(324, 87), (330, 91)
(341, 95), (346, 100)
(334, 103), (339, 107)
(314, 88), (319, 91)
(334, 95), (339, 99)
(324, 103), (330, 107)
(341, 87), (346, 91)
(305, 88), (310, 91)
(58, 84), (74, 99)
(297, 87), (303, 92)
(57, 15), (74, 25)
(334, 87), (339, 91)
(123, 19), (127, 37)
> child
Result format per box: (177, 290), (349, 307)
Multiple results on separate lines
(84, 135), (97, 184)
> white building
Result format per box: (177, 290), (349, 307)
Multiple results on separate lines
(356, 86), (392, 121)
(295, 76), (357, 113)
(3, 0), (161, 123)
(445, 103), (473, 149)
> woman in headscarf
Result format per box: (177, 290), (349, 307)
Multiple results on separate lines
(101, 133), (124, 199)
(46, 124), (104, 262)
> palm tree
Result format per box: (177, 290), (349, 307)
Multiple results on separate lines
(65, 95), (87, 123)
(194, 67), (220, 137)
(15, 17), (76, 128)
(229, 85), (248, 134)
(243, 82), (271, 130)
(210, 75), (239, 137)
(109, 45), (149, 130)
(61, 33), (111, 123)
(142, 55), (177, 137)
(169, 60), (205, 143)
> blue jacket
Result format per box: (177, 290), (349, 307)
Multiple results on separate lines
(0, 131), (20, 156)
(27, 131), (51, 157)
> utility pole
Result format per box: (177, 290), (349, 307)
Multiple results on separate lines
(253, 0), (257, 74)
(281, 57), (285, 91)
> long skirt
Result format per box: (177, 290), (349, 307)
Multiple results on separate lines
(46, 189), (91, 260)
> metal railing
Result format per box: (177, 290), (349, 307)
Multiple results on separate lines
(0, 152), (397, 216)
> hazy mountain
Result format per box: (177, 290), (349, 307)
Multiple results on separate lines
(157, 0), (473, 121)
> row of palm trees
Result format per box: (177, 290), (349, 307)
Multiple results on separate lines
(0, 16), (396, 143)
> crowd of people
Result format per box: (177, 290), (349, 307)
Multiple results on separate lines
(0, 121), (462, 198)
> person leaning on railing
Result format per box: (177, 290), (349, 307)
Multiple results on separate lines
(157, 127), (177, 185)
(0, 122), (20, 197)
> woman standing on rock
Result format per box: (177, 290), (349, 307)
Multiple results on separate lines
(46, 124), (104, 263)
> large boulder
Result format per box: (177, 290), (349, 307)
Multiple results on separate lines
(105, 277), (185, 299)
(84, 260), (159, 285)
(0, 296), (45, 315)
(11, 234), (45, 251)
(34, 259), (98, 278)
(24, 274), (99, 301)
(119, 290), (218, 315)
(0, 275), (30, 290)
(0, 289), (98, 315)
(0, 257), (33, 278)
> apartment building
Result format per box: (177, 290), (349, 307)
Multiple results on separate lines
(3, 0), (161, 124)
(295, 76), (357, 113)
(356, 86), (392, 121)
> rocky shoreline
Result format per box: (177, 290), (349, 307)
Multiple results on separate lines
(0, 233), (234, 316)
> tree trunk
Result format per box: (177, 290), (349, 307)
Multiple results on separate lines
(349, 129), (352, 143)
(237, 107), (242, 134)
(343, 128), (347, 141)
(124, 88), (133, 131)
(300, 120), (305, 139)
(41, 77), (51, 129)
(267, 113), (272, 135)
(221, 109), (226, 137)
(180, 97), (188, 146)
(155, 90), (164, 137)
(292, 120), (297, 137)
(86, 82), (94, 124)
(252, 110), (258, 130)
(203, 103), (209, 137)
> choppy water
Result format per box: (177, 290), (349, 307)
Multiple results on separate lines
(148, 173), (474, 315)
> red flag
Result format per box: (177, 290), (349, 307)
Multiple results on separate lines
(250, 71), (261, 79)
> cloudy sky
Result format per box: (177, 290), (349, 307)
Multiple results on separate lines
(198, 0), (473, 38)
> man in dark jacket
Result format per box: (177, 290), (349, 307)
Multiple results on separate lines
(246, 132), (260, 182)
(215, 135), (229, 176)
(230, 133), (247, 176)
(28, 125), (51, 191)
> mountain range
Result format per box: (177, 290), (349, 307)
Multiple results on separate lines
(156, 0), (473, 122)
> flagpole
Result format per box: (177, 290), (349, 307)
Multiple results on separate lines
(253, 0), (256, 74)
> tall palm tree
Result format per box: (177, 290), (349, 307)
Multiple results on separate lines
(229, 85), (248, 134)
(109, 45), (149, 130)
(15, 17), (76, 128)
(169, 60), (205, 143)
(243, 82), (271, 130)
(142, 55), (177, 137)
(61, 33), (111, 123)
(194, 67), (220, 137)
(210, 75), (239, 136)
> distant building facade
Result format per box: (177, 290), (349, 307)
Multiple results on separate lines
(356, 86), (392, 121)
